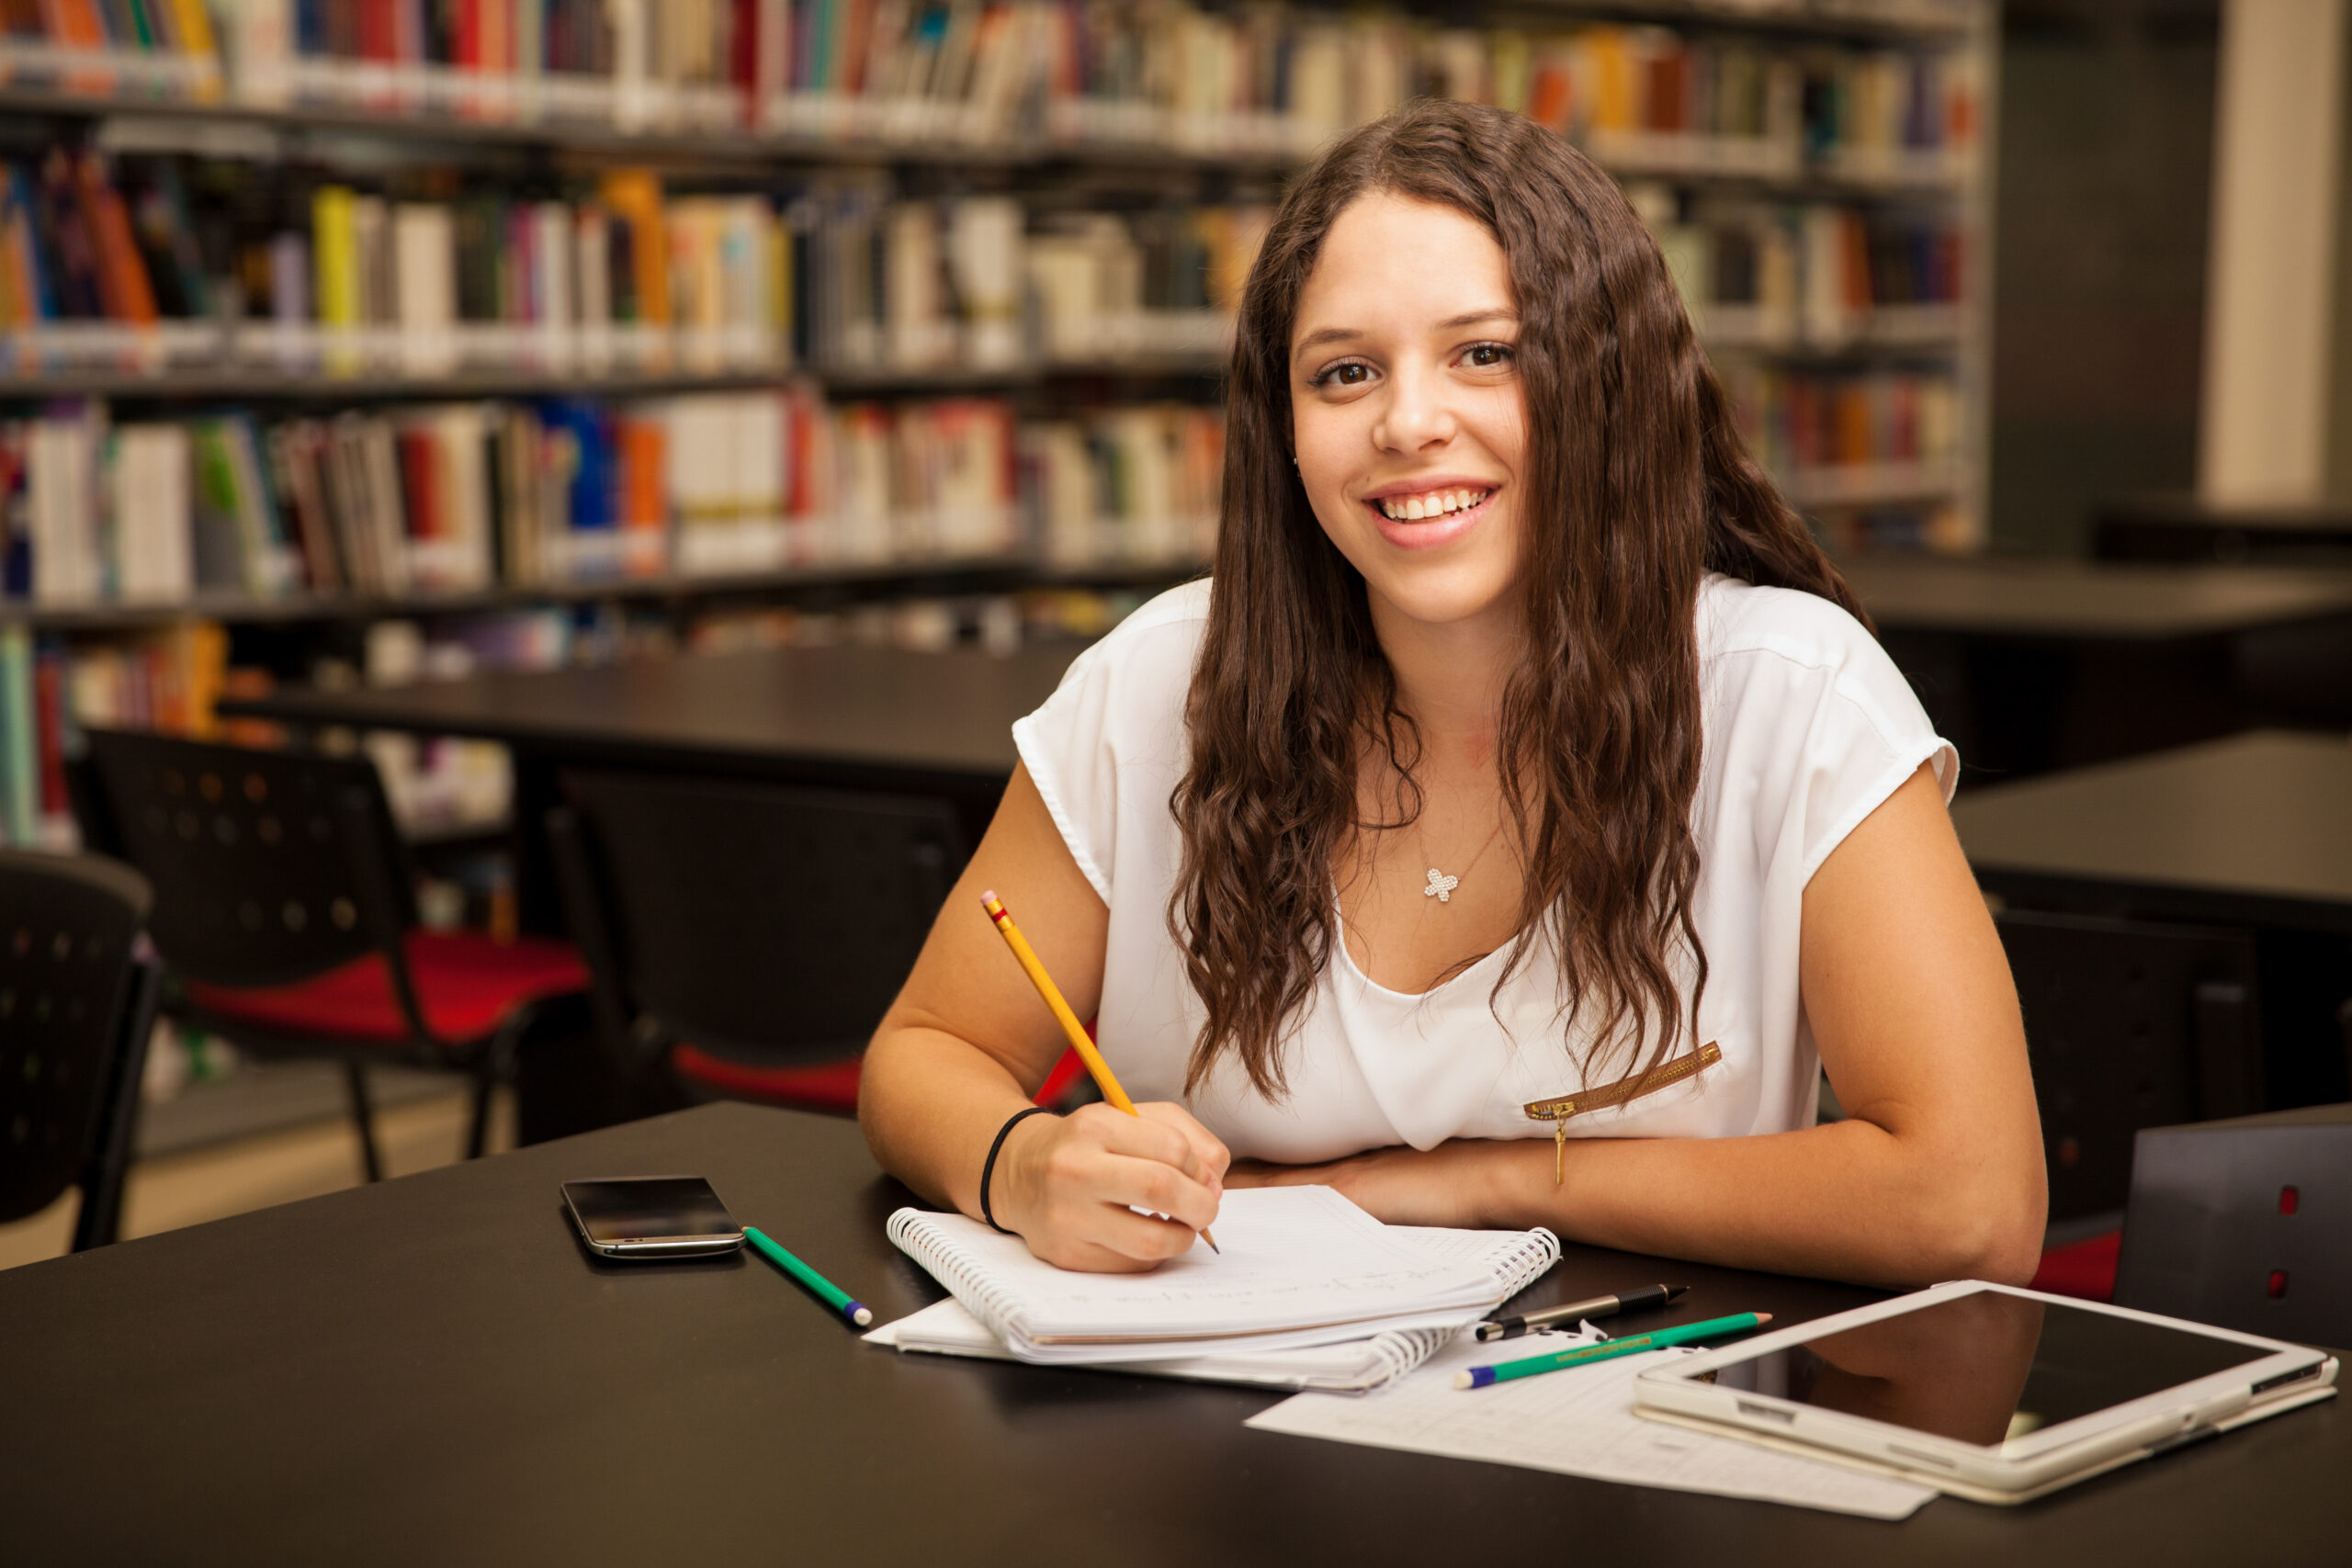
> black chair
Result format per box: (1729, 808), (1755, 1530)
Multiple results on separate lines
(0, 848), (162, 1251)
(75, 728), (587, 1180)
(2341, 997), (2352, 1095)
(547, 771), (967, 1116)
(1997, 908), (2264, 1224)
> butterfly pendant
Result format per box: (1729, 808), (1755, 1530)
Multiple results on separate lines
(1423, 868), (1459, 903)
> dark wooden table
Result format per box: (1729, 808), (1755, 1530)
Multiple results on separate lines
(220, 639), (1077, 799)
(2096, 494), (2352, 570)
(220, 640), (1079, 931)
(1838, 558), (2352, 784)
(3, 1102), (2343, 1567)
(1951, 730), (2352, 1110)
(1951, 731), (2352, 937)
(221, 562), (2352, 803)
(1841, 557), (2352, 641)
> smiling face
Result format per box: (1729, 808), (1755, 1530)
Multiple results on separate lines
(1288, 191), (1529, 637)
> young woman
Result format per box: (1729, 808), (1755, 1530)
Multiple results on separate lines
(859, 99), (2046, 1287)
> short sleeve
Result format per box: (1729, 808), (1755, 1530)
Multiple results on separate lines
(1702, 581), (1958, 888)
(1010, 581), (1210, 906)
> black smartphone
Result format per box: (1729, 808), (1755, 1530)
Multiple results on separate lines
(561, 1176), (745, 1259)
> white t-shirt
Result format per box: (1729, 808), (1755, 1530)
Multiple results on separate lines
(1012, 576), (1955, 1164)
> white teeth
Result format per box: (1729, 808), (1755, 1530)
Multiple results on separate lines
(1377, 487), (1491, 521)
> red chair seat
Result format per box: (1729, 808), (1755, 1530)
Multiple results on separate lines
(673, 1043), (1091, 1119)
(673, 1046), (864, 1115)
(186, 931), (588, 1044)
(2030, 1229), (2122, 1303)
(1034, 1044), (1089, 1108)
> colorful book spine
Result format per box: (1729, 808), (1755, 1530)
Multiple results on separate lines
(0, 621), (36, 845)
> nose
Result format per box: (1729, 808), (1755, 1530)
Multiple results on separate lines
(1372, 362), (1459, 454)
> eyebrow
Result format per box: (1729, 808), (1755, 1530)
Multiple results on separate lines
(1291, 310), (1519, 361)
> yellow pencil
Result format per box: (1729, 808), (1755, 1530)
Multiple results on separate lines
(980, 889), (1218, 1253)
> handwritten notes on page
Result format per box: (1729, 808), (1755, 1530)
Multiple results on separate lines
(1246, 1334), (1938, 1519)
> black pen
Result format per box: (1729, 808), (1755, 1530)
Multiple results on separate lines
(1475, 1283), (1689, 1341)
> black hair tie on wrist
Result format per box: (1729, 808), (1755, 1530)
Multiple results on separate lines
(981, 1106), (1055, 1235)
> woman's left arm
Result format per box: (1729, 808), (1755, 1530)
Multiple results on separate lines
(1230, 764), (2049, 1289)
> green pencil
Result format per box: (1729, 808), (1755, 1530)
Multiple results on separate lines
(744, 1225), (873, 1327)
(1454, 1311), (1771, 1388)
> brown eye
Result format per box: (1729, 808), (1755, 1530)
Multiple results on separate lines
(1315, 361), (1372, 388)
(1465, 343), (1512, 368)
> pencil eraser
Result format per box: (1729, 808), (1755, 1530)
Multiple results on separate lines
(1453, 1371), (1476, 1389)
(980, 889), (997, 902)
(849, 1303), (874, 1327)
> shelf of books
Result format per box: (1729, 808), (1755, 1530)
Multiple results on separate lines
(0, 0), (1995, 851)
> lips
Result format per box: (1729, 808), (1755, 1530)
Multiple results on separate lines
(1363, 485), (1498, 551)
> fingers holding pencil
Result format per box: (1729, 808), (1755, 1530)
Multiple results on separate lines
(1134, 1101), (1231, 1196)
(981, 889), (1223, 1256)
(995, 1106), (1226, 1272)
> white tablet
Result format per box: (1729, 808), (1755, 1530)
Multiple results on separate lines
(1633, 1280), (2337, 1501)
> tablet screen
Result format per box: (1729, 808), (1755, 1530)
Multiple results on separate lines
(1701, 1291), (2273, 1451)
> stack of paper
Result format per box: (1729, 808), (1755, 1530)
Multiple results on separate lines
(867, 1300), (1465, 1393)
(878, 1186), (1559, 1387)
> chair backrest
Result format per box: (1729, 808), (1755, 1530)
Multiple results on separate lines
(1997, 908), (2263, 1224)
(2115, 1103), (2352, 1348)
(548, 770), (965, 1066)
(77, 728), (415, 989)
(0, 849), (156, 1233)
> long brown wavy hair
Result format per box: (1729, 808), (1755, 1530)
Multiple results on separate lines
(1171, 99), (1867, 1100)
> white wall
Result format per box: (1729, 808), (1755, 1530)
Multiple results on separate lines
(2199, 0), (2348, 506)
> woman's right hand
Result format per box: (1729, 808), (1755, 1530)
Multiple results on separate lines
(991, 1101), (1230, 1272)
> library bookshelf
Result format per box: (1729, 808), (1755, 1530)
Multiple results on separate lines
(0, 0), (1994, 856)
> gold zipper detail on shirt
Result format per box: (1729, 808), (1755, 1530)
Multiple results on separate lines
(1524, 1040), (1723, 1185)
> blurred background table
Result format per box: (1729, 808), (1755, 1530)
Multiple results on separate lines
(1950, 730), (2352, 936)
(1951, 731), (2352, 1220)
(220, 640), (1080, 925)
(1841, 558), (2352, 787)
(220, 639), (1075, 801)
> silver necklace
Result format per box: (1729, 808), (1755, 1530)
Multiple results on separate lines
(1420, 817), (1505, 906)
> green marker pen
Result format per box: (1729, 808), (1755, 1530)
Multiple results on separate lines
(1456, 1311), (1772, 1388)
(744, 1225), (873, 1327)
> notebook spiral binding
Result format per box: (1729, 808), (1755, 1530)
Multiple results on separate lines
(1332, 1229), (1560, 1392)
(888, 1207), (1037, 1339)
(888, 1210), (1562, 1382)
(1485, 1228), (1564, 1291)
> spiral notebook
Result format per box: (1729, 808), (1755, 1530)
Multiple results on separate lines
(883, 1186), (1561, 1367)
(870, 1219), (1560, 1392)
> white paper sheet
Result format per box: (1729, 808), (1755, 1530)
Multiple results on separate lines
(1246, 1336), (1939, 1520)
